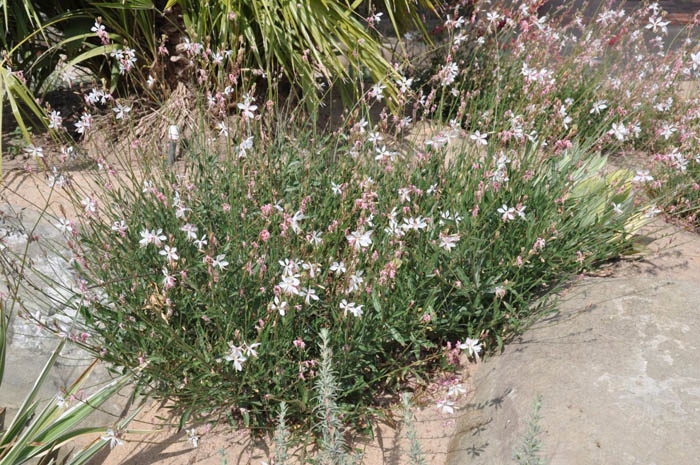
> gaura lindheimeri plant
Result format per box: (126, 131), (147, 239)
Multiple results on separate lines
(405, 0), (700, 225)
(22, 88), (644, 431)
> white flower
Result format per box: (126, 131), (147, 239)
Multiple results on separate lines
(86, 89), (106, 105)
(139, 229), (167, 247)
(645, 204), (662, 218)
(470, 130), (488, 146)
(486, 11), (501, 25)
(279, 258), (300, 276)
(81, 197), (97, 214)
(301, 286), (319, 305)
(436, 399), (455, 415)
(609, 122), (628, 141)
(290, 211), (305, 234)
(60, 145), (75, 161)
(646, 15), (669, 33)
(113, 104), (131, 120)
(439, 62), (459, 87)
(47, 167), (66, 188)
(691, 51), (700, 70)
(457, 337), (482, 357)
(279, 274), (301, 296)
(194, 235), (208, 249)
(375, 145), (397, 162)
(301, 262), (321, 278)
(515, 205), (527, 220)
(307, 231), (323, 246)
(384, 218), (405, 238)
(48, 110), (63, 129)
(237, 93), (258, 120)
(238, 136), (254, 158)
(632, 170), (654, 183)
(330, 261), (346, 275)
(91, 21), (105, 34)
(187, 428), (199, 448)
(224, 345), (247, 371)
(497, 204), (515, 222)
(612, 202), (624, 215)
(56, 218), (74, 234)
(139, 229), (153, 247)
(439, 233), (460, 251)
(245, 342), (261, 358)
(212, 254), (228, 270)
(23, 144), (44, 160)
(101, 429), (124, 449)
(181, 223), (198, 240)
(401, 216), (428, 231)
(347, 270), (364, 294)
(175, 205), (191, 219)
(217, 121), (229, 137)
(448, 383), (467, 399)
(454, 32), (468, 46)
(159, 246), (179, 262)
(369, 12), (383, 23)
(346, 229), (373, 251)
(270, 296), (288, 316)
(151, 229), (167, 247)
(340, 299), (364, 318)
(75, 113), (92, 134)
(659, 123), (677, 140)
(397, 76), (413, 93)
(331, 182), (343, 195)
(370, 83), (386, 101)
(398, 187), (411, 203)
(111, 220), (128, 234)
(439, 210), (463, 225)
(162, 268), (176, 288)
(590, 100), (608, 115)
(55, 393), (67, 408)
(146, 75), (155, 88)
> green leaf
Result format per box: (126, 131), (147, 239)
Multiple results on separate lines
(387, 326), (406, 346)
(179, 406), (193, 432)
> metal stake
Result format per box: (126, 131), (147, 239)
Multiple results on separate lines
(168, 125), (179, 165)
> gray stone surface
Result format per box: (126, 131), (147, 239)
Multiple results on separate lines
(446, 224), (700, 464)
(0, 204), (128, 428)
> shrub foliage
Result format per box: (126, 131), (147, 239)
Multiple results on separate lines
(62, 115), (641, 428)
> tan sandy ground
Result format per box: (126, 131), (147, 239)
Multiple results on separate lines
(85, 358), (477, 465)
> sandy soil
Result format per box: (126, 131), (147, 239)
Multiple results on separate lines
(86, 359), (477, 465)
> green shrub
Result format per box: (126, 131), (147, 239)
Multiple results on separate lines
(49, 104), (644, 430)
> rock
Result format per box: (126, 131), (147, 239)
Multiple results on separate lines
(445, 236), (700, 464)
(0, 204), (129, 430)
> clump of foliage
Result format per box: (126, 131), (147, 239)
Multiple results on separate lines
(43, 97), (644, 430)
(513, 395), (548, 465)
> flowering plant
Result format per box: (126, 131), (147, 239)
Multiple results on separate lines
(49, 105), (644, 429)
